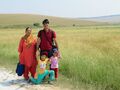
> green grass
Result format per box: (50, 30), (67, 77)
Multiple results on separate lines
(0, 27), (120, 90)
(58, 28), (120, 90)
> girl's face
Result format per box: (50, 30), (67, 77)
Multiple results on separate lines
(41, 55), (46, 61)
(53, 52), (58, 57)
(25, 28), (32, 36)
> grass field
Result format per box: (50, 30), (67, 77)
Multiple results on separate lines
(0, 26), (120, 90)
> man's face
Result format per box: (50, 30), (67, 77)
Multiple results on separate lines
(43, 23), (49, 30)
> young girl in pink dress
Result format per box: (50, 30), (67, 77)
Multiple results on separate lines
(50, 48), (61, 80)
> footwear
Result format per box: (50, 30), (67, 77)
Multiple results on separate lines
(48, 81), (53, 85)
(55, 78), (57, 81)
(27, 79), (31, 83)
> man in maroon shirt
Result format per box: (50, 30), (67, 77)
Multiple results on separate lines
(36, 19), (59, 58)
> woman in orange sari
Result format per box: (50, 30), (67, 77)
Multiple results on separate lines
(18, 27), (37, 80)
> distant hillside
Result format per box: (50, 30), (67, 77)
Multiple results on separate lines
(80, 15), (120, 24)
(0, 14), (103, 27)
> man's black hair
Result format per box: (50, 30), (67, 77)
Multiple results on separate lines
(42, 19), (49, 24)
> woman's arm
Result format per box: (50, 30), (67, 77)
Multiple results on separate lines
(18, 38), (24, 54)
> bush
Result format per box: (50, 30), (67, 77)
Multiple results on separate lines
(33, 23), (40, 27)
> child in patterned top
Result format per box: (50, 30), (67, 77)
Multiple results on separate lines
(30, 52), (55, 84)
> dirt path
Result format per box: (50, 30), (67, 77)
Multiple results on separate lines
(0, 68), (70, 90)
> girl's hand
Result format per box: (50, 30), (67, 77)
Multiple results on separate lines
(36, 50), (40, 57)
(58, 51), (62, 59)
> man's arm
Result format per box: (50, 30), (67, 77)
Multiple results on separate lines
(53, 38), (59, 50)
(36, 37), (41, 50)
(53, 38), (62, 58)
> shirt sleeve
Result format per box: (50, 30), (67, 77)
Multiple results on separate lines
(53, 31), (56, 38)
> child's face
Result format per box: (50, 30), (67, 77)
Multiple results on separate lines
(41, 55), (46, 61)
(53, 52), (58, 56)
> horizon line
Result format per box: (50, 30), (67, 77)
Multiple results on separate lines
(0, 12), (120, 18)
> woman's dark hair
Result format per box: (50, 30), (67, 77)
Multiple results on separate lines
(25, 27), (31, 31)
(42, 19), (49, 25)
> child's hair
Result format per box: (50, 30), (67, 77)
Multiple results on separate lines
(41, 52), (48, 56)
(40, 52), (48, 60)
(40, 52), (48, 59)
(53, 48), (58, 53)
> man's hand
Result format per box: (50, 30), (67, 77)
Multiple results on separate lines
(36, 37), (41, 57)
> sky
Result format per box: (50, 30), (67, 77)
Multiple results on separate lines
(0, 0), (120, 18)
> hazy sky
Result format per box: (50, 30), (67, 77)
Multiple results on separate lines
(0, 0), (120, 18)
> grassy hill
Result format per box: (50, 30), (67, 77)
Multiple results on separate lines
(79, 14), (120, 24)
(0, 14), (104, 27)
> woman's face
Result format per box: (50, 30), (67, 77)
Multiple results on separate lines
(25, 28), (32, 36)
